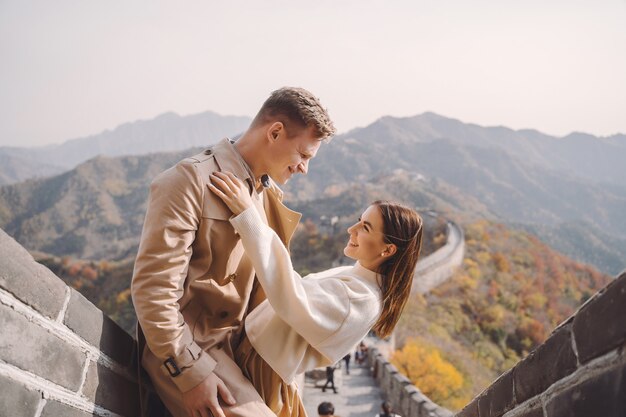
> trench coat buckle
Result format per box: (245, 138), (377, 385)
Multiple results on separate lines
(163, 357), (182, 377)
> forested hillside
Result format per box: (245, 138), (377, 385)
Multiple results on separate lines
(392, 220), (612, 410)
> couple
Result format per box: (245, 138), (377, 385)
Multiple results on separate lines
(131, 87), (423, 417)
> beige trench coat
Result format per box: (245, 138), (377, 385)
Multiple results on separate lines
(131, 138), (301, 416)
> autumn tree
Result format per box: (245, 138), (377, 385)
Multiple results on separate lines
(391, 338), (468, 409)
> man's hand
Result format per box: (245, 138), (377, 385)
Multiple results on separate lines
(182, 372), (235, 417)
(208, 171), (254, 216)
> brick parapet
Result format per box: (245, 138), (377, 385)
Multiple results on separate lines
(0, 228), (140, 417)
(456, 271), (626, 417)
(367, 346), (453, 417)
(413, 221), (465, 294)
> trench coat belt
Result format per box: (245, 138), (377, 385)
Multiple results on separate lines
(161, 343), (203, 377)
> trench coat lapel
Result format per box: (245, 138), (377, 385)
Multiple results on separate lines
(263, 185), (302, 249)
(211, 138), (301, 247)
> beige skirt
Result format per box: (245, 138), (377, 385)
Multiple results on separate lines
(235, 333), (307, 417)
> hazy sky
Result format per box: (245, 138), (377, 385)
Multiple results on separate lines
(1, 1), (625, 147)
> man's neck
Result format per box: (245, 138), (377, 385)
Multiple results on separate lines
(234, 133), (265, 185)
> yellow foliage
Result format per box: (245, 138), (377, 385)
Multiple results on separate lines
(116, 288), (131, 305)
(468, 266), (482, 280)
(475, 251), (491, 265)
(391, 338), (467, 407)
(457, 274), (478, 291)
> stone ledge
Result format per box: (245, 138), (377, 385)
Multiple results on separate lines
(0, 372), (42, 417)
(456, 400), (478, 417)
(573, 272), (626, 364)
(545, 361), (626, 417)
(40, 401), (94, 417)
(82, 361), (140, 417)
(0, 229), (67, 320)
(513, 324), (577, 404)
(477, 369), (514, 417)
(0, 302), (86, 391)
(63, 289), (135, 368)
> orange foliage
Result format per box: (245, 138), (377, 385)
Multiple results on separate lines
(392, 338), (468, 409)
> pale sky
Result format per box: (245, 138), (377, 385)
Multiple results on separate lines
(1, 0), (625, 148)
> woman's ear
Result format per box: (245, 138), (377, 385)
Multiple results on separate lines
(383, 244), (397, 257)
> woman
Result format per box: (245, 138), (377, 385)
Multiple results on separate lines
(209, 171), (423, 417)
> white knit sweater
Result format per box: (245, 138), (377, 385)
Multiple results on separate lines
(230, 207), (383, 384)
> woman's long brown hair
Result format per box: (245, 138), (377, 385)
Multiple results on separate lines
(371, 200), (423, 338)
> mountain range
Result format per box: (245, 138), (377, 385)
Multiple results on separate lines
(0, 111), (624, 274)
(0, 111), (251, 185)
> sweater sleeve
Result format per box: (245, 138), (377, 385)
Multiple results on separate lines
(230, 207), (351, 346)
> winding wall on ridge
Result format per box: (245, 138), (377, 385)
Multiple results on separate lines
(412, 221), (465, 294)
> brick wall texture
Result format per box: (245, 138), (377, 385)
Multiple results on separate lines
(0, 229), (141, 417)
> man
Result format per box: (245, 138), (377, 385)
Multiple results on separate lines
(343, 352), (351, 375)
(131, 87), (335, 417)
(322, 365), (338, 394)
(317, 401), (336, 417)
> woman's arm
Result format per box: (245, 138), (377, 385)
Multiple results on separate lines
(209, 172), (351, 344)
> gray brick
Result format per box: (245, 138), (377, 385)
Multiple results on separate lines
(63, 289), (135, 368)
(434, 404), (454, 417)
(400, 385), (419, 417)
(0, 303), (86, 391)
(516, 406), (544, 417)
(82, 361), (140, 417)
(478, 370), (514, 417)
(0, 373), (42, 417)
(40, 401), (95, 417)
(409, 390), (429, 417)
(573, 272), (626, 364)
(545, 362), (626, 417)
(455, 399), (478, 417)
(514, 324), (577, 403)
(0, 229), (67, 319)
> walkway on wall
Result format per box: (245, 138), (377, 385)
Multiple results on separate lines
(302, 354), (384, 417)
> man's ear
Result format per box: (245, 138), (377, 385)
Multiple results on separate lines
(266, 122), (284, 143)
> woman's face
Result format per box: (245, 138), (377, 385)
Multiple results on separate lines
(344, 205), (390, 271)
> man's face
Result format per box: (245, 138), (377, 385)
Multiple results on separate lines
(267, 125), (322, 184)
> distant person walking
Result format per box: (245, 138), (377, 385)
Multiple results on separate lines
(375, 401), (401, 417)
(343, 353), (351, 374)
(322, 365), (338, 393)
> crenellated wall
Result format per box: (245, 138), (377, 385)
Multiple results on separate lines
(367, 270), (626, 417)
(456, 271), (626, 417)
(367, 345), (453, 417)
(0, 229), (143, 417)
(412, 221), (465, 294)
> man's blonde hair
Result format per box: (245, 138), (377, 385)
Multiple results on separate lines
(252, 87), (336, 141)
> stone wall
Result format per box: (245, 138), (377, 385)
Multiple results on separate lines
(412, 221), (465, 294)
(456, 271), (626, 417)
(0, 229), (141, 417)
(368, 346), (453, 417)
